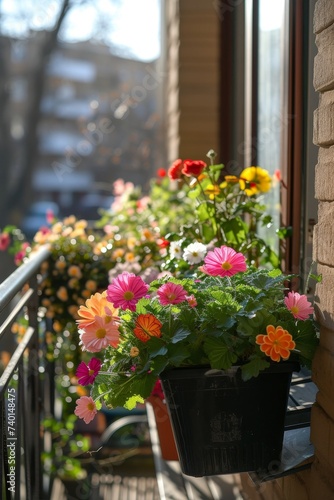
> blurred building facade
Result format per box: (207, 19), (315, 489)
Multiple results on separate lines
(5, 34), (165, 222)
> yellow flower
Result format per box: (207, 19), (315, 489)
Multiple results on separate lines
(204, 184), (220, 199)
(82, 289), (92, 299)
(219, 175), (239, 189)
(130, 346), (140, 357)
(53, 321), (63, 332)
(71, 228), (87, 239)
(68, 265), (82, 279)
(85, 280), (97, 292)
(11, 322), (19, 333)
(63, 215), (76, 226)
(75, 219), (88, 230)
(62, 227), (73, 237)
(125, 252), (136, 262)
(112, 248), (125, 259)
(142, 229), (154, 240)
(239, 167), (271, 196)
(55, 259), (66, 271)
(57, 287), (68, 301)
(127, 236), (137, 250)
(52, 222), (63, 234)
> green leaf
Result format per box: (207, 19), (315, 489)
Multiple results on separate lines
(240, 357), (270, 381)
(124, 395), (144, 410)
(171, 328), (192, 343)
(203, 337), (238, 370)
(167, 344), (191, 365)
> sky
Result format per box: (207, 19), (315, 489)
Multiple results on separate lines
(0, 0), (161, 62)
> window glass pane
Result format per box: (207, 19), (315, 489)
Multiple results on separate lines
(257, 0), (286, 256)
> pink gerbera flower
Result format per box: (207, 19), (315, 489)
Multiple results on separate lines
(107, 272), (149, 311)
(76, 357), (102, 385)
(74, 396), (97, 424)
(79, 315), (120, 352)
(157, 282), (188, 305)
(202, 245), (247, 277)
(284, 291), (314, 320)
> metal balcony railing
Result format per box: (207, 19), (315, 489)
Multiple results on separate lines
(0, 246), (50, 500)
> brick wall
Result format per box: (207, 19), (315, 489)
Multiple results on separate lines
(240, 0), (334, 498)
(164, 0), (220, 163)
(310, 0), (334, 497)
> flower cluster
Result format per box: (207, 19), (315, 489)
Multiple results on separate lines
(73, 244), (319, 424)
(162, 151), (281, 274)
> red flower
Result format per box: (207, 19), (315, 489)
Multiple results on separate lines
(168, 159), (183, 180)
(182, 159), (207, 177)
(157, 168), (167, 178)
(157, 238), (170, 249)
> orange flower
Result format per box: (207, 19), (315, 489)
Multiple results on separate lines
(133, 314), (162, 343)
(256, 325), (296, 362)
(77, 291), (119, 330)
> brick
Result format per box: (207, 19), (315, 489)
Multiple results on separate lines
(314, 24), (334, 92)
(317, 322), (334, 351)
(315, 163), (334, 200)
(310, 456), (334, 497)
(312, 347), (334, 397)
(310, 403), (331, 464)
(239, 474), (286, 500)
(314, 265), (334, 327)
(315, 149), (334, 200)
(313, 91), (334, 146)
(312, 211), (334, 267)
(317, 390), (334, 427)
(314, 0), (334, 34)
(281, 472), (310, 500)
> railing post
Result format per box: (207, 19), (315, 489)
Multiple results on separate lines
(27, 272), (42, 500)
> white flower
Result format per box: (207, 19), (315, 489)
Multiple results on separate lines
(183, 242), (207, 264)
(169, 241), (183, 260)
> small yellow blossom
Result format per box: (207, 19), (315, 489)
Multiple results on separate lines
(68, 266), (82, 279)
(112, 248), (125, 259)
(85, 280), (97, 292)
(204, 184), (220, 199)
(55, 259), (67, 271)
(130, 347), (140, 357)
(63, 215), (76, 226)
(81, 289), (92, 299)
(57, 287), (69, 302)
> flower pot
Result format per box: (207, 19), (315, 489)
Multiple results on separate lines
(146, 395), (179, 460)
(160, 362), (299, 477)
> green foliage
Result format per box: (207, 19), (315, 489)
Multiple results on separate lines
(85, 265), (319, 410)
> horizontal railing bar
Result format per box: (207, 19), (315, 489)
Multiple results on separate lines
(0, 245), (50, 312)
(0, 326), (35, 394)
(0, 287), (34, 339)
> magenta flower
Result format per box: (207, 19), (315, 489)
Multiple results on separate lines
(76, 358), (102, 386)
(74, 396), (97, 424)
(284, 291), (314, 320)
(79, 315), (120, 352)
(107, 272), (149, 311)
(0, 233), (10, 251)
(202, 245), (247, 277)
(157, 282), (188, 305)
